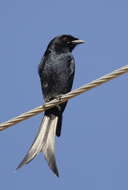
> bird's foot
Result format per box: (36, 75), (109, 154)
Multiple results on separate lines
(45, 97), (53, 103)
(45, 95), (63, 103)
(55, 95), (63, 101)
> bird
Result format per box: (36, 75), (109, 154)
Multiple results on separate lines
(17, 34), (84, 177)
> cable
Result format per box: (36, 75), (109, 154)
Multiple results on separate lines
(0, 65), (127, 131)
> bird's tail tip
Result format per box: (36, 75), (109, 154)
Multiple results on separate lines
(16, 115), (60, 177)
(47, 155), (59, 177)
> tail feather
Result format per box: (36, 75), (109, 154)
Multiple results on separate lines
(17, 115), (59, 177)
(56, 114), (63, 137)
(42, 116), (59, 176)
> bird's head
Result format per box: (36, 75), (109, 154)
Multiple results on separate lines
(46, 34), (84, 53)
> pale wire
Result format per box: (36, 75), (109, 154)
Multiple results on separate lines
(0, 65), (128, 131)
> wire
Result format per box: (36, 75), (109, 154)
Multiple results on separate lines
(0, 65), (128, 131)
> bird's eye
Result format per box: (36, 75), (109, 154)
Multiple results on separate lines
(63, 36), (68, 42)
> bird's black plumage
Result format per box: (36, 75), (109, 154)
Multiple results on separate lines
(17, 34), (84, 176)
(39, 35), (77, 136)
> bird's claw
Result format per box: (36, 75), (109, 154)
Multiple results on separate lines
(45, 97), (52, 102)
(55, 95), (62, 101)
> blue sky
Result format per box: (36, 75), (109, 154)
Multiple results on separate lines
(0, 0), (128, 189)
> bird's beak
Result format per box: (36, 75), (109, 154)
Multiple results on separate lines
(71, 39), (85, 44)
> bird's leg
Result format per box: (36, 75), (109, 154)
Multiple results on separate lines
(45, 97), (53, 103)
(55, 94), (63, 102)
(52, 95), (63, 111)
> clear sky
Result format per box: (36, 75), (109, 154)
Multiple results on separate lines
(0, 0), (128, 189)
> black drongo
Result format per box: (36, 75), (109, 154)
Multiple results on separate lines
(17, 34), (84, 177)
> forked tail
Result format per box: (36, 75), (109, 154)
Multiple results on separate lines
(17, 115), (59, 177)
